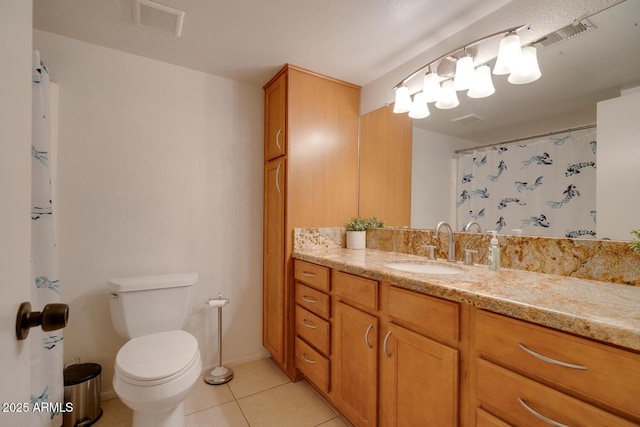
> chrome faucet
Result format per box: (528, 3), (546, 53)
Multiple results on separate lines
(434, 221), (456, 263)
(463, 221), (482, 233)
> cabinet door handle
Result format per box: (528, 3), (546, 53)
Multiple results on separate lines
(365, 324), (374, 349)
(275, 129), (282, 151)
(383, 331), (392, 358)
(275, 162), (281, 195)
(301, 271), (316, 277)
(301, 352), (316, 364)
(518, 343), (587, 370)
(302, 319), (317, 329)
(517, 397), (570, 427)
(302, 296), (317, 304)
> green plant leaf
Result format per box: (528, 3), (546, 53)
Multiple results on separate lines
(631, 230), (640, 251)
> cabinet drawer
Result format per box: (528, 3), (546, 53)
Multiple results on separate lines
(475, 310), (640, 420)
(295, 337), (330, 393)
(476, 359), (636, 427)
(294, 260), (330, 292)
(295, 283), (330, 319)
(295, 305), (330, 355)
(388, 286), (459, 342)
(332, 270), (378, 311)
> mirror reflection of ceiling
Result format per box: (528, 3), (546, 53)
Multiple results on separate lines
(412, 0), (640, 144)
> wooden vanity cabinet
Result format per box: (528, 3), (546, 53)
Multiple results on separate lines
(331, 270), (461, 427)
(291, 259), (640, 427)
(472, 309), (640, 426)
(263, 65), (359, 378)
(294, 260), (331, 393)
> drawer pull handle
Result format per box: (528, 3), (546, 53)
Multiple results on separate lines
(517, 397), (570, 427)
(275, 162), (281, 195)
(301, 271), (317, 277)
(302, 296), (317, 304)
(365, 324), (374, 349)
(518, 343), (587, 370)
(302, 319), (317, 329)
(383, 331), (392, 358)
(275, 129), (282, 151)
(301, 353), (316, 364)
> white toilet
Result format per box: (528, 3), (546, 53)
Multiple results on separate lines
(108, 273), (202, 427)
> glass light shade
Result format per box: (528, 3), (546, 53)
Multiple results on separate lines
(408, 92), (430, 119)
(493, 32), (522, 75)
(468, 65), (496, 98)
(422, 72), (442, 103)
(393, 85), (413, 113)
(435, 80), (459, 109)
(508, 46), (542, 84)
(453, 55), (475, 91)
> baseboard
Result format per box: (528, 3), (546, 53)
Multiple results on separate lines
(101, 390), (118, 401)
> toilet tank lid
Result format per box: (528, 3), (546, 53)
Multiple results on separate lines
(108, 273), (198, 292)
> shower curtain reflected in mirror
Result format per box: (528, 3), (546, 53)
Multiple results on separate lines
(457, 127), (597, 238)
(32, 49), (63, 427)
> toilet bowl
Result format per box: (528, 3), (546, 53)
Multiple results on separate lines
(113, 330), (202, 427)
(108, 273), (201, 427)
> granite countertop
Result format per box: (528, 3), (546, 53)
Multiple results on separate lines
(292, 248), (640, 352)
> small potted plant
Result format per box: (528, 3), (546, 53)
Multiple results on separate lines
(631, 230), (640, 252)
(346, 217), (384, 249)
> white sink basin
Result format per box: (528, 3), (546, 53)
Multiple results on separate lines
(384, 261), (463, 275)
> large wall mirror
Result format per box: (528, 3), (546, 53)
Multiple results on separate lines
(408, 0), (640, 239)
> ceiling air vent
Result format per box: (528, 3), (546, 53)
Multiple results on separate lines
(451, 113), (484, 124)
(536, 19), (595, 48)
(133, 0), (185, 37)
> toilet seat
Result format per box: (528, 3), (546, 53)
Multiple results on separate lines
(115, 330), (199, 387)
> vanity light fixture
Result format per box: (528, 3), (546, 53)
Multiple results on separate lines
(392, 25), (541, 118)
(392, 85), (413, 113)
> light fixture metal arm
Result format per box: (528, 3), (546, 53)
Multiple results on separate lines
(393, 24), (527, 89)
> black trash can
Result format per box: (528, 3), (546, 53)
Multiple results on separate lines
(63, 363), (103, 427)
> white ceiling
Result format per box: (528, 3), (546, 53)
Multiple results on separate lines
(33, 0), (640, 143)
(32, 0), (510, 87)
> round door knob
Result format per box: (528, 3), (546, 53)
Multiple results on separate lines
(16, 302), (69, 341)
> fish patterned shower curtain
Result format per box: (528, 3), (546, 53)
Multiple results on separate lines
(457, 127), (597, 238)
(31, 50), (63, 427)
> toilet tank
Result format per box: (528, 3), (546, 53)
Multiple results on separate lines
(108, 273), (198, 339)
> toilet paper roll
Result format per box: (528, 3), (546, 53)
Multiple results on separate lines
(207, 298), (229, 308)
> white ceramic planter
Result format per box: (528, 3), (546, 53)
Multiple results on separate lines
(346, 230), (366, 249)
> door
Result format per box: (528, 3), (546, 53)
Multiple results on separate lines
(380, 323), (459, 427)
(0, 1), (33, 423)
(332, 302), (378, 427)
(264, 72), (286, 160)
(263, 158), (285, 362)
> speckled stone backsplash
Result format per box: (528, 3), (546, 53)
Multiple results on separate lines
(294, 227), (640, 285)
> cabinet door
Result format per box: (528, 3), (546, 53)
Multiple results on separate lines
(380, 323), (459, 427)
(263, 159), (285, 362)
(265, 72), (286, 160)
(333, 302), (378, 427)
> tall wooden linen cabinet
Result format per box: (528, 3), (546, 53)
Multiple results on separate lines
(263, 64), (360, 378)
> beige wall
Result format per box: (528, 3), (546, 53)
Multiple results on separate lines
(411, 127), (475, 230)
(597, 89), (640, 240)
(33, 30), (266, 398)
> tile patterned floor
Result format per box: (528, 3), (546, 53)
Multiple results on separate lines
(96, 358), (351, 427)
